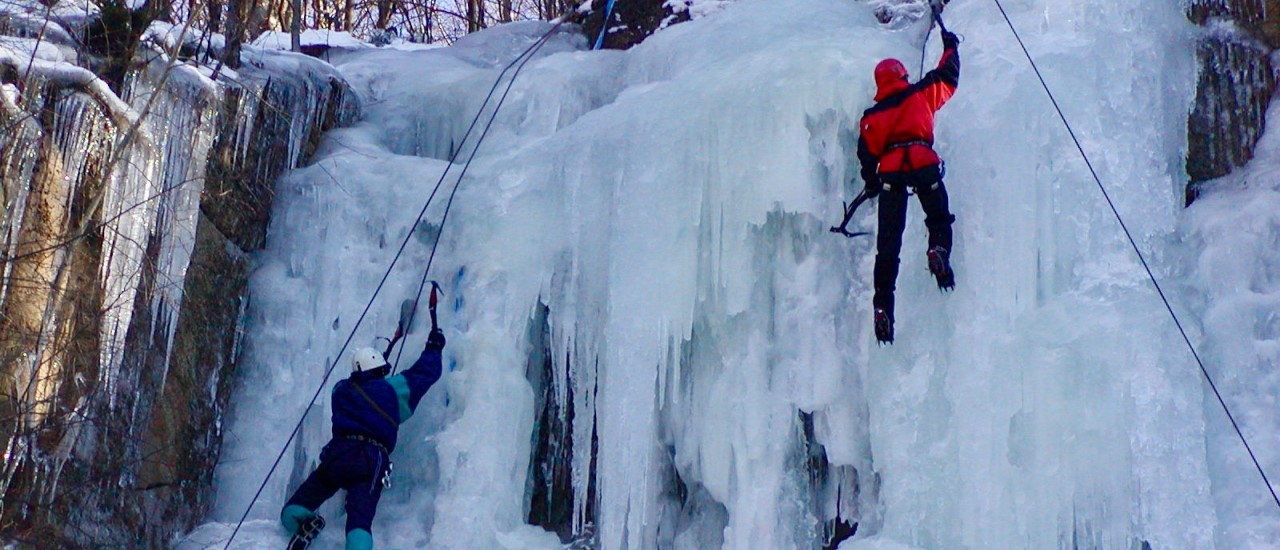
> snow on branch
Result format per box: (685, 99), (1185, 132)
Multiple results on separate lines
(0, 9), (76, 47)
(0, 42), (141, 131)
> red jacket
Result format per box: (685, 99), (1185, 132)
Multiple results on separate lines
(857, 44), (960, 186)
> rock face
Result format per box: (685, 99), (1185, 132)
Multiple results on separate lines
(0, 29), (357, 546)
(1185, 0), (1279, 203)
(572, 0), (690, 50)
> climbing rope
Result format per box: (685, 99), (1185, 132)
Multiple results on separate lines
(593, 0), (619, 50)
(919, 15), (933, 77)
(222, 20), (566, 548)
(391, 24), (564, 372)
(990, 0), (1280, 513)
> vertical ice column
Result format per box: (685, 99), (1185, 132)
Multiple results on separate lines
(123, 64), (221, 394)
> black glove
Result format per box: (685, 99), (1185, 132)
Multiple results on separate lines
(426, 328), (446, 350)
(863, 178), (881, 199)
(930, 0), (948, 14)
(941, 30), (959, 49)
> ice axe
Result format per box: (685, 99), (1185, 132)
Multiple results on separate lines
(921, 0), (949, 74)
(428, 281), (442, 332)
(830, 190), (873, 238)
(932, 4), (949, 33)
(381, 299), (417, 357)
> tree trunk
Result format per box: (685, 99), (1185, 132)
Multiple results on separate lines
(223, 0), (248, 68)
(467, 0), (485, 32)
(206, 0), (223, 33)
(499, 0), (512, 23)
(376, 0), (392, 30)
(290, 0), (301, 51)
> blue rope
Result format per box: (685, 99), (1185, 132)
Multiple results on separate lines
(593, 0), (619, 50)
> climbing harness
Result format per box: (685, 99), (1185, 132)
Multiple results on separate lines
(882, 139), (931, 177)
(884, 139), (930, 151)
(341, 434), (393, 491)
(990, 0), (1280, 513)
(222, 20), (568, 549)
(342, 434), (390, 457)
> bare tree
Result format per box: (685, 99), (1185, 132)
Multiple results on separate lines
(467, 0), (486, 32)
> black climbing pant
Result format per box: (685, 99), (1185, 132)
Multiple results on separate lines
(284, 437), (388, 536)
(872, 164), (955, 315)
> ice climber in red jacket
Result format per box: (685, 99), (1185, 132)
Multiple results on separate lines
(857, 27), (960, 344)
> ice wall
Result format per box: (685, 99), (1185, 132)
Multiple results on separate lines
(206, 0), (1279, 549)
(1182, 98), (1280, 550)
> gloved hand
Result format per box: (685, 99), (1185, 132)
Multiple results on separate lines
(930, 0), (948, 14)
(863, 177), (881, 199)
(426, 328), (446, 351)
(941, 30), (959, 49)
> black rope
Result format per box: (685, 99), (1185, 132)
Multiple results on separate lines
(392, 23), (564, 372)
(222, 20), (566, 548)
(990, 0), (1280, 513)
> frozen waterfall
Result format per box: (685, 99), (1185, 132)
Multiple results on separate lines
(185, 0), (1280, 548)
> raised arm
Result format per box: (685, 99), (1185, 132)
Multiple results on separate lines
(387, 329), (445, 423)
(917, 31), (960, 112)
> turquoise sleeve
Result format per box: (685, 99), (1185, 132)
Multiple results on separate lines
(387, 374), (413, 423)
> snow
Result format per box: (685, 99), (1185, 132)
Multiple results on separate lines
(145, 21), (227, 55)
(191, 0), (1280, 549)
(0, 35), (64, 62)
(253, 29), (370, 51)
(841, 536), (921, 550)
(0, 43), (138, 125)
(0, 0), (97, 26)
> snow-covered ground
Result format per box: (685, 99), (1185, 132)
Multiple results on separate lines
(184, 0), (1280, 548)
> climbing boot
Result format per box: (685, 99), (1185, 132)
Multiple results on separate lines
(287, 514), (325, 550)
(874, 307), (894, 345)
(927, 246), (954, 291)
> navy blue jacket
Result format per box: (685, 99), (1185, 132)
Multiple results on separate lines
(330, 347), (442, 452)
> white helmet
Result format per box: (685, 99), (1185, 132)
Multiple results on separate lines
(352, 347), (389, 372)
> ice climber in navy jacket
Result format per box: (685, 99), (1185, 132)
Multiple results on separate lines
(280, 328), (445, 550)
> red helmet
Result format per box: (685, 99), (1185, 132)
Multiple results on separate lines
(874, 58), (909, 89)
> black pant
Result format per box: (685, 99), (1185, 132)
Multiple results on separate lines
(872, 165), (954, 315)
(284, 437), (388, 535)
